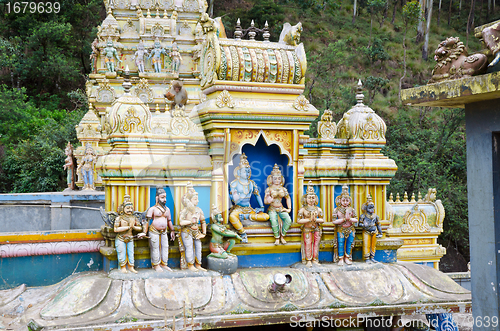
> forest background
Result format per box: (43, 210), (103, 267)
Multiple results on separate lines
(0, 0), (488, 271)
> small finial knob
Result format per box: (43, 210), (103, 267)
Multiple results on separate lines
(388, 193), (394, 203)
(403, 191), (409, 203)
(263, 21), (270, 42)
(356, 79), (364, 105)
(122, 65), (132, 94)
(410, 193), (416, 203)
(234, 18), (242, 40)
(396, 193), (400, 203)
(248, 20), (256, 40)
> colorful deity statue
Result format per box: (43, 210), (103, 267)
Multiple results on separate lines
(114, 196), (146, 273)
(145, 187), (175, 272)
(148, 39), (168, 73)
(209, 205), (242, 259)
(297, 181), (324, 267)
(179, 182), (207, 271)
(78, 143), (96, 190)
(63, 142), (76, 190)
(90, 38), (99, 74)
(133, 40), (148, 73)
(229, 153), (270, 243)
(359, 195), (382, 263)
(103, 39), (121, 73)
(170, 42), (182, 74)
(332, 185), (358, 266)
(264, 164), (292, 245)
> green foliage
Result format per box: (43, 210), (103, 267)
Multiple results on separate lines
(367, 0), (387, 27)
(361, 38), (389, 64)
(402, 0), (422, 28)
(383, 107), (469, 259)
(0, 0), (104, 108)
(0, 86), (84, 193)
(364, 75), (389, 103)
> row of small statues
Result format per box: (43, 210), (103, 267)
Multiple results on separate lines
(107, 153), (382, 274)
(91, 39), (182, 74)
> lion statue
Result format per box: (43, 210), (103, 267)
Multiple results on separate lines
(279, 22), (302, 46)
(429, 37), (488, 84)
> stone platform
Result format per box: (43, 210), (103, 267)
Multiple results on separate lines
(0, 262), (471, 330)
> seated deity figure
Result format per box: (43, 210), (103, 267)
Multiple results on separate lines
(332, 185), (358, 266)
(209, 205), (242, 259)
(145, 187), (175, 272)
(148, 40), (168, 73)
(179, 182), (207, 271)
(297, 182), (325, 267)
(169, 42), (182, 74)
(229, 153), (270, 243)
(133, 41), (148, 73)
(114, 196), (146, 273)
(104, 39), (121, 73)
(264, 164), (292, 245)
(78, 144), (96, 190)
(359, 195), (383, 263)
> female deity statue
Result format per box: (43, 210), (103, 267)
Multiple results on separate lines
(332, 185), (358, 266)
(209, 205), (242, 259)
(169, 42), (182, 75)
(63, 142), (76, 190)
(78, 144), (96, 190)
(179, 182), (207, 271)
(90, 38), (99, 74)
(264, 164), (292, 245)
(297, 181), (324, 267)
(229, 153), (270, 243)
(133, 41), (148, 73)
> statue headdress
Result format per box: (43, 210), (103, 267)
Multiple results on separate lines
(361, 194), (374, 212)
(267, 163), (285, 187)
(211, 204), (222, 220)
(301, 181), (318, 206)
(335, 184), (352, 208)
(156, 186), (166, 197)
(118, 194), (133, 214)
(182, 182), (198, 208)
(233, 153), (251, 178)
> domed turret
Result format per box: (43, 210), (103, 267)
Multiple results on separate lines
(106, 66), (152, 135)
(336, 80), (387, 144)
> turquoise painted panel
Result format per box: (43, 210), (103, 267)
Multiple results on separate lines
(196, 186), (211, 224)
(0, 252), (103, 290)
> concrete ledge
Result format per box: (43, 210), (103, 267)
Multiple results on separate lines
(401, 71), (500, 108)
(0, 192), (105, 232)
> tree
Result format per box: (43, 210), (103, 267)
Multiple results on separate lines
(422, 0), (434, 60)
(399, 1), (422, 101)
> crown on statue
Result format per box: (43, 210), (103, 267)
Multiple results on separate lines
(239, 153), (250, 168)
(270, 163), (282, 177)
(306, 181), (315, 196)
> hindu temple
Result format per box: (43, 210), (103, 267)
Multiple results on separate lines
(0, 1), (471, 330)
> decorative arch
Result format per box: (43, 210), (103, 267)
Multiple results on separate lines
(229, 129), (292, 166)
